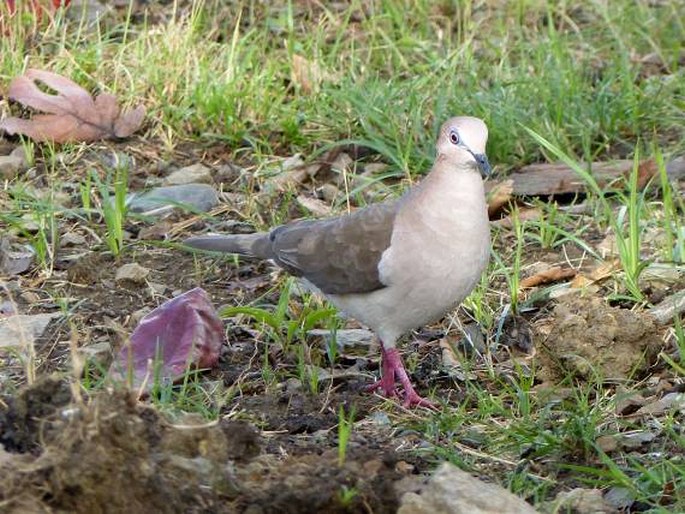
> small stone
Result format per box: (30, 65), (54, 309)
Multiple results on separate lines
(60, 232), (87, 247)
(115, 263), (150, 284)
(0, 238), (35, 276)
(398, 462), (538, 514)
(148, 282), (168, 295)
(317, 183), (340, 203)
(285, 377), (302, 393)
(0, 154), (25, 180)
(128, 184), (219, 216)
(308, 328), (375, 349)
(19, 291), (40, 304)
(164, 163), (213, 186)
(216, 163), (246, 184)
(550, 488), (617, 514)
(0, 312), (62, 348)
(10, 145), (31, 167)
(595, 434), (619, 453)
(79, 341), (112, 365)
(369, 411), (391, 426)
(604, 487), (634, 511)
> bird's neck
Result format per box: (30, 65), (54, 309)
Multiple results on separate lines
(424, 160), (486, 203)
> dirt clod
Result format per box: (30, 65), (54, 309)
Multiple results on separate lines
(0, 379), (405, 513)
(539, 295), (663, 382)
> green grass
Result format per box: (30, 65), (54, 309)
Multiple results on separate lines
(2, 1), (683, 167)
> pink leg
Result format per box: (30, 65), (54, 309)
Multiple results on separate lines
(367, 343), (437, 409)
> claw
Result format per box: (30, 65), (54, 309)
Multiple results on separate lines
(367, 345), (437, 409)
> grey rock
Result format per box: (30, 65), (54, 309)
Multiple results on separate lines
(0, 154), (25, 180)
(79, 341), (112, 365)
(0, 238), (35, 276)
(163, 163), (212, 186)
(115, 263), (150, 284)
(549, 488), (617, 514)
(398, 462), (538, 514)
(216, 163), (247, 184)
(60, 232), (87, 248)
(308, 328), (375, 349)
(128, 184), (219, 216)
(604, 487), (634, 511)
(0, 312), (62, 348)
(317, 183), (340, 203)
(9, 145), (31, 167)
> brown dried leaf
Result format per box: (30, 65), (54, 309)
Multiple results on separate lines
(520, 266), (577, 289)
(0, 69), (145, 143)
(486, 179), (513, 218)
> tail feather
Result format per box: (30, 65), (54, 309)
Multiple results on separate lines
(184, 233), (272, 259)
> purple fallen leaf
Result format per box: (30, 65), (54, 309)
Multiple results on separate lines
(0, 69), (145, 143)
(108, 288), (224, 392)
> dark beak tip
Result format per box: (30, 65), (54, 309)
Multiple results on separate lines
(475, 154), (492, 177)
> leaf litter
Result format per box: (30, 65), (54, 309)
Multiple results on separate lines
(0, 69), (145, 143)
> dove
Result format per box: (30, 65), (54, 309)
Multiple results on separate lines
(185, 116), (492, 408)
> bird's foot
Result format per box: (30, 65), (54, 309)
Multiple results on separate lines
(365, 346), (399, 397)
(367, 346), (437, 410)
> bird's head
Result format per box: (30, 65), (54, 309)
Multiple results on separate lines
(436, 116), (491, 177)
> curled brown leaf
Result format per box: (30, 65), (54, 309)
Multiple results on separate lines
(0, 69), (145, 143)
(520, 266), (577, 289)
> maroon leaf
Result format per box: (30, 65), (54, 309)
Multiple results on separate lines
(108, 288), (224, 392)
(0, 69), (145, 143)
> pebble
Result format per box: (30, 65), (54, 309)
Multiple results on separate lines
(163, 163), (213, 185)
(115, 263), (150, 284)
(128, 184), (219, 216)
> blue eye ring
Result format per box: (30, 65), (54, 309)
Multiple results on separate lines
(449, 130), (460, 145)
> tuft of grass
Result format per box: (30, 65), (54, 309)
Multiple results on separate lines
(91, 163), (130, 257)
(220, 278), (337, 352)
(337, 404), (356, 467)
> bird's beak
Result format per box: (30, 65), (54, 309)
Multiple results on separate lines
(473, 153), (491, 177)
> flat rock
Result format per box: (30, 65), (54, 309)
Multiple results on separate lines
(128, 184), (219, 216)
(0, 239), (35, 276)
(308, 328), (375, 349)
(0, 312), (62, 348)
(549, 488), (617, 514)
(398, 462), (538, 514)
(163, 163), (212, 186)
(0, 154), (25, 180)
(78, 341), (113, 365)
(115, 263), (150, 284)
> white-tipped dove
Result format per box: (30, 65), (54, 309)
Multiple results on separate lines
(185, 116), (492, 408)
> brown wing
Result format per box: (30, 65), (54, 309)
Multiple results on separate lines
(266, 201), (398, 295)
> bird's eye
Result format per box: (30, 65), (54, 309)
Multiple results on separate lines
(449, 130), (460, 145)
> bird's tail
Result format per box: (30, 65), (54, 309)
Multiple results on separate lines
(183, 233), (272, 259)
